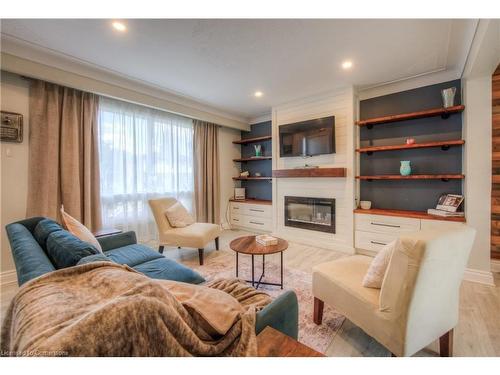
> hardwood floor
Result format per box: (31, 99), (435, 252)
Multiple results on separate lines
(1, 228), (499, 356)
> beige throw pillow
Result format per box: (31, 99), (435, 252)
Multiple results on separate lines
(60, 207), (103, 253)
(362, 239), (397, 289)
(165, 202), (195, 228)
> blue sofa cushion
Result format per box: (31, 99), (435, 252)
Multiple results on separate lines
(133, 257), (205, 284)
(33, 218), (63, 250)
(46, 230), (100, 269)
(76, 253), (112, 266)
(5, 222), (56, 286)
(104, 244), (163, 267)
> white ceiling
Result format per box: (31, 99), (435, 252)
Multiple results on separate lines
(1, 19), (477, 120)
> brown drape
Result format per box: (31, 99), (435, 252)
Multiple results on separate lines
(26, 80), (102, 230)
(193, 120), (220, 224)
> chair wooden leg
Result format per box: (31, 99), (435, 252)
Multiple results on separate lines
(198, 248), (204, 265)
(158, 245), (164, 254)
(313, 297), (324, 325)
(215, 237), (219, 250)
(439, 329), (453, 357)
(391, 353), (397, 357)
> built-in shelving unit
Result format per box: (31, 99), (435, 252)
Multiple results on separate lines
(356, 174), (464, 181)
(273, 167), (346, 178)
(233, 156), (272, 162)
(356, 140), (464, 154)
(357, 79), (465, 214)
(354, 208), (466, 222)
(229, 198), (272, 205)
(232, 176), (272, 181)
(356, 105), (465, 127)
(232, 121), (273, 201)
(232, 135), (272, 145)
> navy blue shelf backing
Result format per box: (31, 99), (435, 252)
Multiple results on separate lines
(359, 79), (463, 211)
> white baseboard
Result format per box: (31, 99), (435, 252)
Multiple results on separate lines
(0, 269), (17, 287)
(463, 268), (495, 286)
(491, 259), (500, 273)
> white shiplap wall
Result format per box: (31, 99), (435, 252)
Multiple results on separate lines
(271, 87), (356, 254)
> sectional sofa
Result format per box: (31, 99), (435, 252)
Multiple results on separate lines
(5, 217), (298, 341)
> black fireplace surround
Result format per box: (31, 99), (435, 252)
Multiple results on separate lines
(284, 196), (335, 234)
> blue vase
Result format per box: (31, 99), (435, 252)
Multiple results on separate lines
(400, 161), (411, 176)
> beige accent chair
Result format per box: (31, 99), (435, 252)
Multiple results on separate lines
(312, 227), (476, 357)
(148, 197), (222, 265)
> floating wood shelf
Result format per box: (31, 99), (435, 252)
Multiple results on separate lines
(232, 176), (272, 181)
(232, 135), (272, 145)
(356, 174), (464, 181)
(229, 198), (272, 205)
(233, 156), (272, 162)
(354, 208), (466, 222)
(356, 105), (465, 127)
(356, 140), (465, 154)
(273, 167), (346, 178)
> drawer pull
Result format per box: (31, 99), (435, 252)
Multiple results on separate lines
(370, 240), (388, 246)
(233, 218), (240, 222)
(250, 221), (264, 225)
(370, 222), (401, 228)
(250, 209), (265, 212)
(233, 207), (240, 210)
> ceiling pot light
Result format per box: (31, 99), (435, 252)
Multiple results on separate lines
(342, 60), (353, 70)
(254, 91), (263, 97)
(112, 21), (127, 32)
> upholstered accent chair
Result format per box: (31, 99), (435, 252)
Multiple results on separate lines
(148, 197), (222, 265)
(312, 227), (476, 357)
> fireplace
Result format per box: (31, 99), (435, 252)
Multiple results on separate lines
(284, 196), (335, 233)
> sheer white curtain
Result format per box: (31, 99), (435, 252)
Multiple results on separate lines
(98, 97), (194, 241)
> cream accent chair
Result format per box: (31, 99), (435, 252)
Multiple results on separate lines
(312, 227), (476, 357)
(148, 197), (222, 265)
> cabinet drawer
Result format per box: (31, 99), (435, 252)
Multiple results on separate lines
(231, 202), (272, 218)
(355, 231), (398, 253)
(243, 205), (272, 218)
(355, 214), (420, 234)
(230, 215), (244, 226)
(243, 216), (272, 231)
(231, 203), (244, 215)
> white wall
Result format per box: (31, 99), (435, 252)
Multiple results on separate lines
(218, 126), (241, 228)
(462, 20), (500, 273)
(271, 87), (356, 253)
(0, 71), (30, 273)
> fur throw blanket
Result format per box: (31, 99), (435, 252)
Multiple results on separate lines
(1, 262), (272, 356)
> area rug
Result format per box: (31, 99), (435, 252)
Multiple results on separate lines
(187, 250), (345, 354)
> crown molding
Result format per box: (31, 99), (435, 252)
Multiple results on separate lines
(0, 35), (250, 131)
(249, 113), (272, 124)
(356, 68), (462, 101)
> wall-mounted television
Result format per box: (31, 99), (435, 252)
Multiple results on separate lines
(279, 116), (335, 158)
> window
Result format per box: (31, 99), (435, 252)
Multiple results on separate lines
(98, 97), (194, 241)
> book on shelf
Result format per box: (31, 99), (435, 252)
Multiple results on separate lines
(427, 209), (465, 217)
(256, 234), (278, 246)
(435, 194), (464, 212)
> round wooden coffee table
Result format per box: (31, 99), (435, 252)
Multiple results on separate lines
(229, 235), (288, 289)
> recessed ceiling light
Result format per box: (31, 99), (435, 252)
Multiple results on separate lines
(254, 91), (263, 97)
(112, 21), (127, 32)
(342, 60), (353, 70)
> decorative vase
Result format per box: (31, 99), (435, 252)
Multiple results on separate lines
(400, 161), (411, 176)
(441, 87), (456, 108)
(253, 144), (262, 157)
(406, 138), (415, 145)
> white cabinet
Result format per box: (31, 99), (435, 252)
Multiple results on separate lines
(230, 201), (272, 233)
(355, 212), (465, 254)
